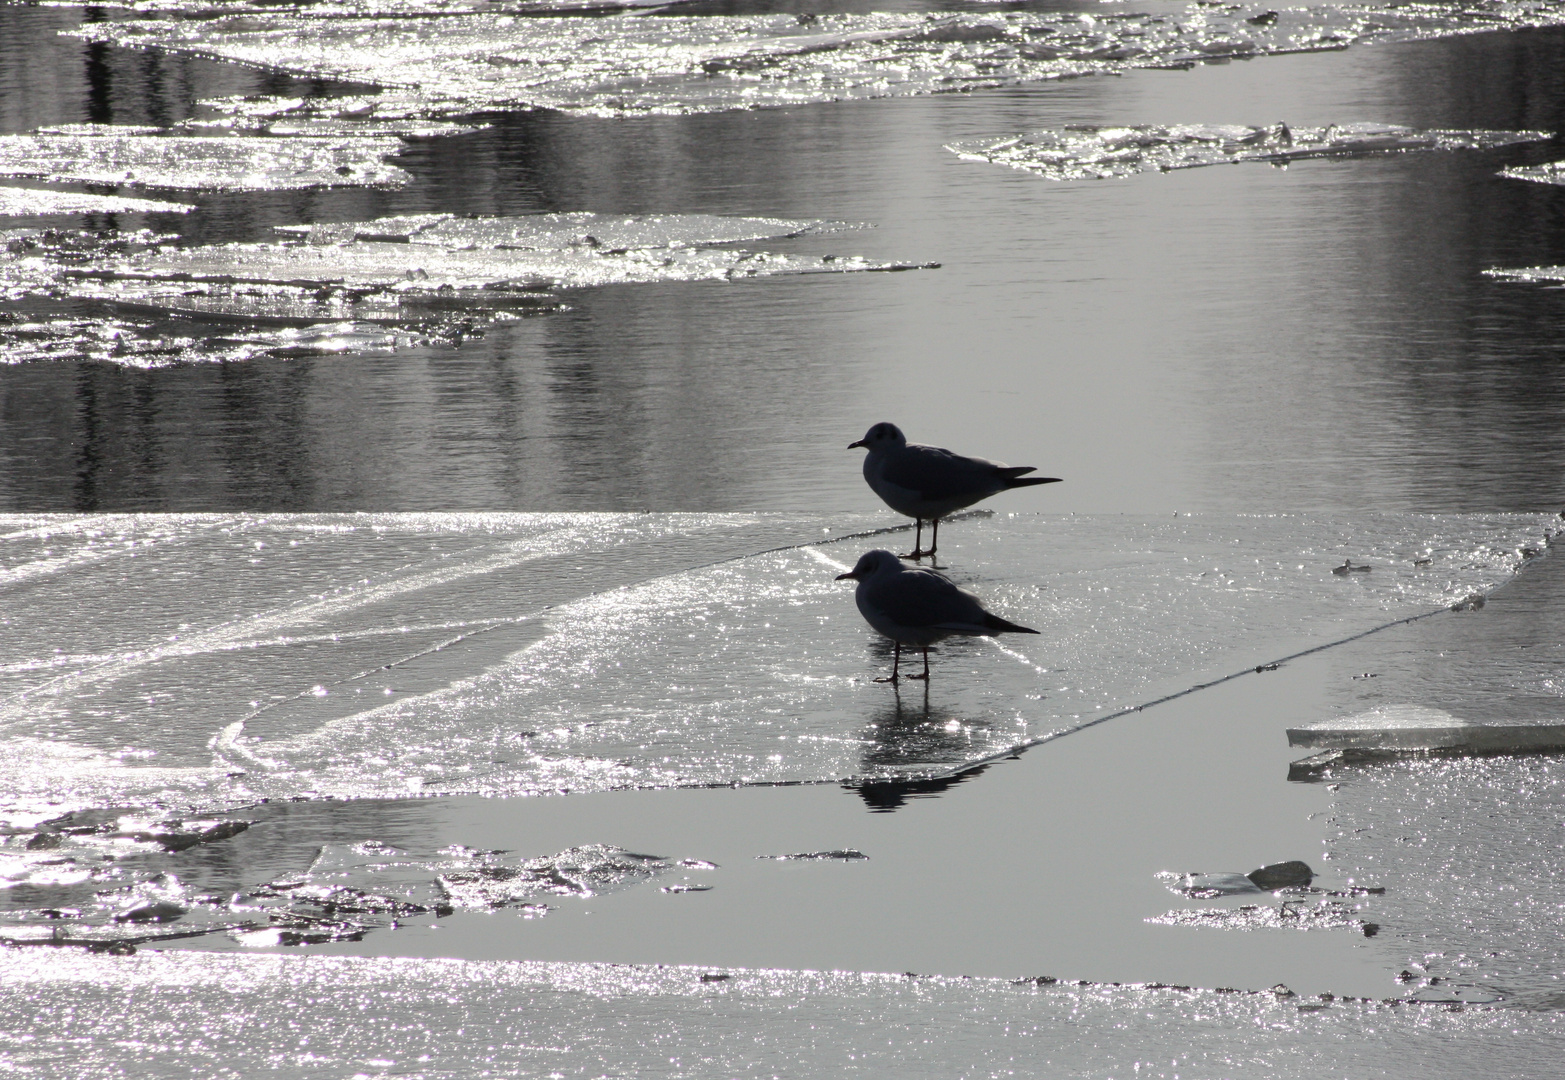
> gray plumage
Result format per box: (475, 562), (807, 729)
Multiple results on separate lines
(835, 550), (1038, 681)
(848, 422), (1060, 558)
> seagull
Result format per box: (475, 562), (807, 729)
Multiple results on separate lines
(848, 422), (1061, 559)
(835, 550), (1039, 682)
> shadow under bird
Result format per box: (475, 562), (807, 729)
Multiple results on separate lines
(849, 422), (1061, 559)
(835, 550), (1039, 682)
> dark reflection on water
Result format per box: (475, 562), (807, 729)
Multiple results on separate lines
(1, 7), (1565, 512)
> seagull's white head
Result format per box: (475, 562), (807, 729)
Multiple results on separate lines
(847, 422), (906, 452)
(835, 549), (903, 582)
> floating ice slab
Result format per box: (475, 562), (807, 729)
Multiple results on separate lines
(0, 213), (912, 366)
(1499, 159), (1565, 185)
(274, 211), (852, 250)
(946, 124), (1547, 181)
(1287, 704), (1565, 751)
(0, 512), (1554, 814)
(0, 131), (409, 191)
(0, 186), (193, 217)
(69, 2), (1565, 119)
(1484, 264), (1565, 287)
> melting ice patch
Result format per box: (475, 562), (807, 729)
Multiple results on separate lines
(1499, 159), (1565, 185)
(946, 123), (1548, 181)
(66, 2), (1565, 119)
(0, 186), (193, 217)
(0, 130), (409, 191)
(0, 511), (1553, 813)
(0, 214), (911, 367)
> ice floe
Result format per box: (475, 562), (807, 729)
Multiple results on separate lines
(0, 214), (917, 367)
(1484, 264), (1565, 287)
(0, 186), (194, 217)
(1499, 159), (1565, 185)
(946, 123), (1548, 181)
(66, 2), (1565, 119)
(0, 130), (410, 191)
(0, 511), (1554, 812)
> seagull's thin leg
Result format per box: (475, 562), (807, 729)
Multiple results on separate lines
(900, 519), (926, 560)
(906, 646), (930, 681)
(874, 642), (901, 683)
(927, 517), (940, 558)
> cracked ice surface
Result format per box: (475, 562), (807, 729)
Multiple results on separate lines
(68, 1), (1565, 119)
(0, 950), (1562, 1077)
(946, 123), (1549, 181)
(0, 512), (1553, 816)
(0, 130), (410, 191)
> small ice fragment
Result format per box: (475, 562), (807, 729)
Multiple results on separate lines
(1499, 160), (1565, 186)
(946, 123), (1549, 182)
(756, 850), (868, 861)
(1287, 705), (1565, 752)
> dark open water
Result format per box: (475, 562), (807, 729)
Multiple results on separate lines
(1, 5), (1564, 514)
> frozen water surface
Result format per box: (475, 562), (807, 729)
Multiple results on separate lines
(68, 1), (1565, 119)
(947, 123), (1549, 181)
(0, 187), (193, 217)
(1500, 157), (1565, 184)
(0, 213), (909, 367)
(1485, 263), (1565, 287)
(1, 950), (1563, 1078)
(0, 511), (1551, 815)
(0, 130), (410, 191)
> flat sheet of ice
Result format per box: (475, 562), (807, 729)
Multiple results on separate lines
(1288, 704), (1565, 749)
(1499, 159), (1565, 185)
(1, 214), (910, 367)
(946, 123), (1547, 181)
(274, 211), (852, 250)
(0, 512), (1553, 817)
(0, 131), (409, 191)
(0, 186), (193, 216)
(1485, 264), (1565, 286)
(1, 950), (1562, 1078)
(68, 1), (1565, 119)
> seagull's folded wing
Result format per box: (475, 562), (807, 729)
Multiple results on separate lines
(870, 569), (988, 630)
(881, 445), (1007, 501)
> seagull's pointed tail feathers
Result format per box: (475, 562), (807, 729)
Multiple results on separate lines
(1003, 474), (1063, 489)
(983, 612), (1040, 635)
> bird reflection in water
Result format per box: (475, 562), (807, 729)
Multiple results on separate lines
(846, 679), (992, 812)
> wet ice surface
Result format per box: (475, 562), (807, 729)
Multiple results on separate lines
(946, 123), (1548, 181)
(2, 950), (1563, 1078)
(0, 511), (1551, 813)
(0, 187), (193, 217)
(0, 130), (410, 190)
(69, 1), (1565, 119)
(0, 214), (911, 367)
(1283, 546), (1565, 1008)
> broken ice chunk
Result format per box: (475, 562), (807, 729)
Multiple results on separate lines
(1499, 160), (1565, 186)
(0, 131), (410, 191)
(1484, 265), (1565, 287)
(946, 123), (1549, 182)
(273, 212), (852, 251)
(1287, 705), (1565, 752)
(0, 186), (194, 217)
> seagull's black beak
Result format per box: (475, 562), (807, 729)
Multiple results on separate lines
(847, 440), (865, 449)
(835, 571), (858, 581)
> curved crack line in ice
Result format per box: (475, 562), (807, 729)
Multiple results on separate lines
(0, 519), (666, 732)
